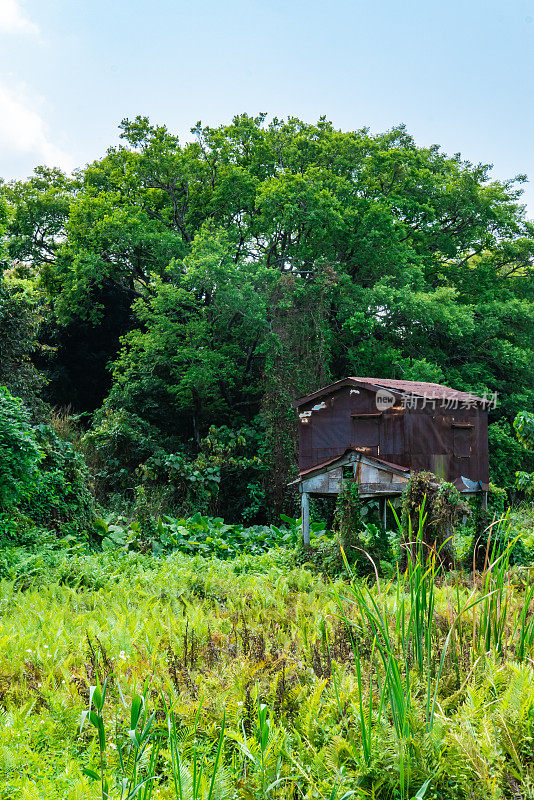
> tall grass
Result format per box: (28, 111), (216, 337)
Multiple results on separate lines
(0, 506), (533, 798)
(332, 500), (534, 798)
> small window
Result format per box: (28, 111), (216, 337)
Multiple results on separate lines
(351, 417), (379, 448)
(453, 427), (472, 458)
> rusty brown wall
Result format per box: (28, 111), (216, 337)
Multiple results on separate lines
(405, 406), (485, 484)
(298, 388), (354, 469)
(297, 386), (489, 486)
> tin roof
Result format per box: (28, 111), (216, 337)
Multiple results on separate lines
(292, 377), (487, 408)
(295, 447), (410, 479)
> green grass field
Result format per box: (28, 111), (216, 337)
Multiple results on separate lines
(0, 512), (533, 800)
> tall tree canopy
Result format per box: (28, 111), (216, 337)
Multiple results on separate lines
(1, 115), (533, 509)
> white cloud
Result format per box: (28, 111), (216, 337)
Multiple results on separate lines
(0, 82), (73, 176)
(0, 0), (39, 36)
(0, 3), (71, 178)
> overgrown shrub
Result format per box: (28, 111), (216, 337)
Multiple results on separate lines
(83, 411), (269, 521)
(470, 484), (529, 569)
(0, 277), (44, 407)
(137, 423), (269, 521)
(298, 483), (393, 577)
(20, 424), (94, 530)
(81, 407), (164, 497)
(0, 385), (41, 509)
(400, 472), (469, 568)
(200, 424), (269, 522)
(139, 450), (220, 517)
(0, 386), (93, 539)
(514, 410), (534, 495)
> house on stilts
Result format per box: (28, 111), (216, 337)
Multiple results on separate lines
(291, 377), (491, 543)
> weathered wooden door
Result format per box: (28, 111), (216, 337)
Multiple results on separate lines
(351, 414), (380, 456)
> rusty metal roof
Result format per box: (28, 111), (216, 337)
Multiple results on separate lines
(292, 377), (487, 407)
(296, 447), (410, 479)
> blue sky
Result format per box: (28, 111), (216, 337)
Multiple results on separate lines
(1, 0), (533, 214)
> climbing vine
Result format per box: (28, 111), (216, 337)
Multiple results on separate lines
(400, 472), (469, 568)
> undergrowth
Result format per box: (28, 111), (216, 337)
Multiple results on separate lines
(0, 507), (533, 798)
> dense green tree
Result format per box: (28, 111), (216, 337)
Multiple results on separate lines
(1, 167), (77, 271)
(0, 277), (44, 408)
(514, 411), (534, 494)
(1, 115), (532, 510)
(0, 190), (44, 408)
(108, 228), (272, 439)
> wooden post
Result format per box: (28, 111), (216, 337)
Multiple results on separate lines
(482, 491), (488, 510)
(382, 497), (387, 529)
(301, 491), (310, 546)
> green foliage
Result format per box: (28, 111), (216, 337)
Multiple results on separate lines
(93, 510), (299, 559)
(332, 508), (534, 800)
(486, 482), (508, 517)
(466, 485), (531, 569)
(81, 686), (228, 800)
(400, 473), (468, 567)
(0, 506), (533, 798)
(515, 410), (534, 450)
(197, 424), (269, 522)
(2, 115), (532, 506)
(82, 407), (164, 497)
(141, 449), (221, 518)
(86, 416), (269, 522)
(332, 483), (390, 575)
(107, 228), (272, 440)
(0, 385), (41, 509)
(298, 488), (393, 578)
(143, 451), (221, 500)
(20, 424), (94, 529)
(0, 386), (93, 538)
(515, 470), (534, 495)
(1, 167), (76, 269)
(514, 411), (534, 495)
(0, 276), (44, 406)
(488, 419), (531, 488)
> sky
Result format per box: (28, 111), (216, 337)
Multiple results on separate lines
(1, 0), (533, 214)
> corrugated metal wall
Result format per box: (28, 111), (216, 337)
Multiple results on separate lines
(297, 386), (489, 486)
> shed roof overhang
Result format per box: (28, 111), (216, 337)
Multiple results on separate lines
(289, 448), (487, 496)
(289, 448), (410, 497)
(292, 448), (410, 482)
(292, 377), (488, 409)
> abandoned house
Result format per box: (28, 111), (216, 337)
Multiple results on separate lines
(292, 377), (491, 543)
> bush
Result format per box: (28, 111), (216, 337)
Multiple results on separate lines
(0, 385), (41, 508)
(0, 509), (39, 548)
(469, 484), (529, 568)
(20, 424), (94, 530)
(0, 525), (83, 587)
(296, 486), (394, 578)
(0, 386), (93, 537)
(82, 407), (165, 497)
(514, 411), (534, 496)
(400, 472), (468, 568)
(92, 510), (299, 559)
(139, 450), (220, 517)
(137, 423), (269, 521)
(0, 277), (44, 407)
(489, 420), (533, 489)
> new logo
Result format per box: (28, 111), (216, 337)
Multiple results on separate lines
(376, 389), (395, 410)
